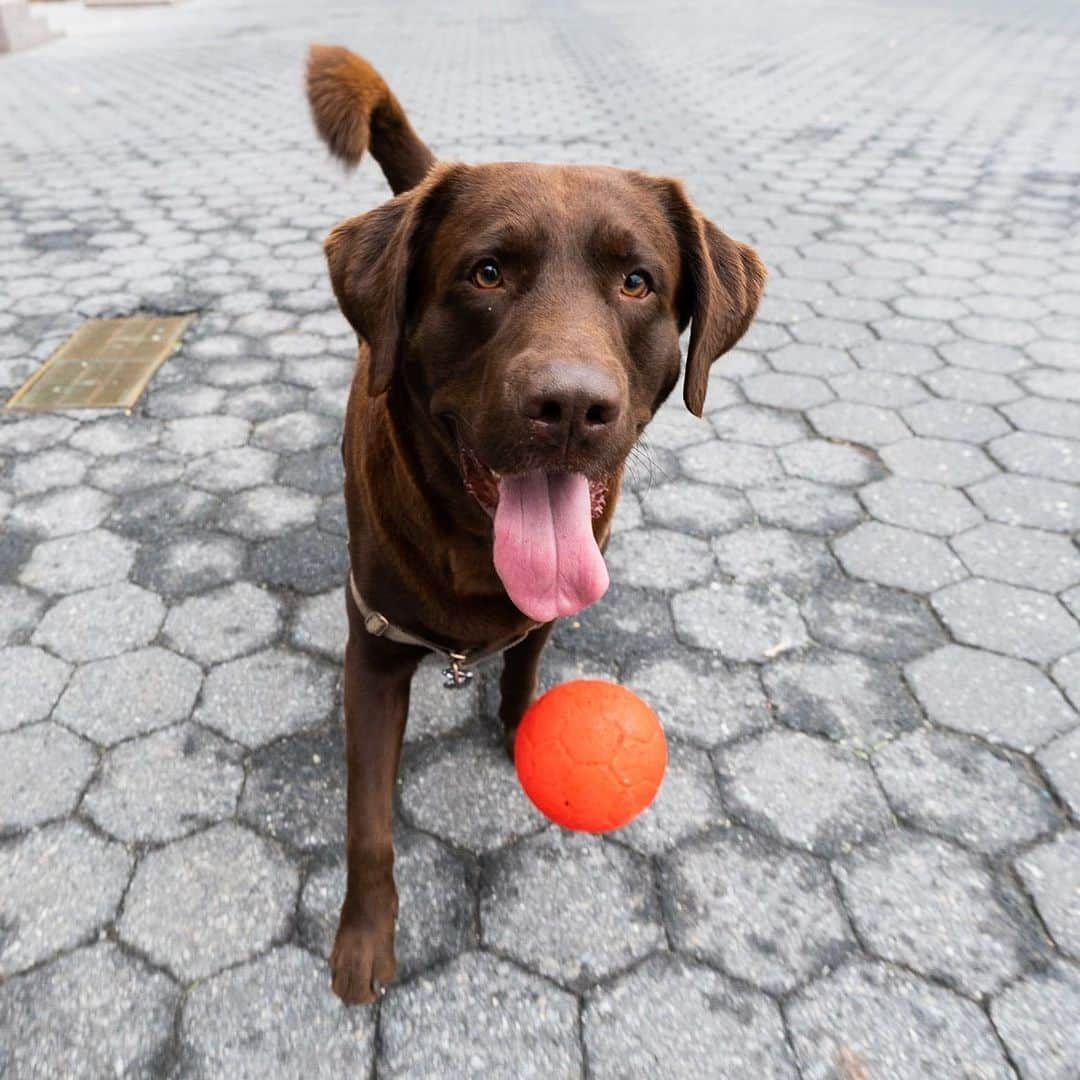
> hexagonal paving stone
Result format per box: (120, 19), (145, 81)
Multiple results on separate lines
(83, 723), (245, 844)
(801, 578), (945, 661)
(0, 722), (95, 830)
(1038, 727), (1080, 818)
(0, 821), (132, 976)
(401, 737), (544, 852)
(990, 431), (1080, 485)
(779, 439), (884, 487)
(68, 415), (161, 456)
(55, 646), (202, 744)
(673, 581), (808, 661)
(709, 403), (808, 446)
(611, 739), (725, 855)
(19, 528), (135, 595)
(638, 480), (751, 536)
(881, 438), (998, 486)
(716, 729), (892, 855)
(89, 448), (184, 493)
(379, 952), (581, 1078)
(11, 446), (88, 496)
(764, 650), (921, 749)
(932, 578), (1080, 664)
(831, 370), (929, 407)
(747, 477), (863, 535)
(299, 830), (476, 980)
(640, 406), (714, 450)
(835, 830), (1040, 997)
(162, 414), (250, 455)
(852, 340), (941, 374)
(0, 584), (45, 646)
(0, 645), (71, 731)
(291, 586), (345, 661)
(105, 484), (221, 542)
(179, 946), (375, 1077)
(834, 521), (967, 594)
(907, 645), (1076, 751)
(901, 398), (1011, 443)
(743, 372), (834, 409)
(951, 522), (1080, 592)
(604, 528), (714, 591)
(786, 960), (1011, 1080)
(860, 477), (985, 537)
(221, 484), (319, 538)
(239, 724), (344, 851)
(481, 830), (664, 988)
(164, 581), (282, 664)
(248, 527), (350, 595)
(133, 532), (247, 596)
(680, 441), (783, 488)
(625, 652), (769, 748)
(874, 728), (1060, 854)
(194, 647), (338, 747)
(405, 657), (480, 742)
(553, 583), (673, 662)
(1015, 831), (1080, 959)
(712, 527), (836, 597)
(252, 410), (338, 452)
(32, 582), (165, 662)
(968, 474), (1080, 532)
(184, 445), (277, 492)
(118, 822), (298, 982)
(0, 944), (180, 1080)
(6, 485), (114, 538)
(807, 400), (911, 447)
(770, 342), (854, 377)
(660, 828), (852, 993)
(584, 954), (797, 1080)
(1003, 396), (1080, 439)
(924, 366), (1021, 405)
(991, 961), (1080, 1080)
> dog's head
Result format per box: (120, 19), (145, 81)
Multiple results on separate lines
(327, 161), (764, 469)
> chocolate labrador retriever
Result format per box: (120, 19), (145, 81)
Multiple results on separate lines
(305, 44), (765, 1005)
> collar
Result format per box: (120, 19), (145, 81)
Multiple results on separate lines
(348, 572), (538, 688)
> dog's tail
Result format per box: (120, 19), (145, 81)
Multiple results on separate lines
(306, 44), (435, 195)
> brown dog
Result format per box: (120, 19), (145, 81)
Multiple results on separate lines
(306, 44), (765, 1005)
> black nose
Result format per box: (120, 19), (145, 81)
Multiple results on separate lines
(520, 362), (622, 442)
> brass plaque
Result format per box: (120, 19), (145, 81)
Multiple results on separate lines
(6, 314), (194, 412)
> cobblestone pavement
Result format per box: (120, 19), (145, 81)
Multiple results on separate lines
(2, 0), (1079, 1076)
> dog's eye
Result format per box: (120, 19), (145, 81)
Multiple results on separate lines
(621, 270), (651, 298)
(471, 260), (503, 289)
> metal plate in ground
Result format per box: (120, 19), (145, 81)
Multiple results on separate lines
(5, 314), (194, 412)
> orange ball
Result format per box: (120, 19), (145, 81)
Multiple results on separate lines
(514, 679), (667, 833)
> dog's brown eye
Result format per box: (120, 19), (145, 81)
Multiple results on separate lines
(471, 260), (502, 289)
(621, 270), (650, 298)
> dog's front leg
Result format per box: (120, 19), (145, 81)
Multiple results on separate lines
(331, 594), (421, 1006)
(499, 622), (554, 760)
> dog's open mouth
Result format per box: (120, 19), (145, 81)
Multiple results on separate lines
(460, 447), (610, 623)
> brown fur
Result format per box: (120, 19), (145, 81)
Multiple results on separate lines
(306, 44), (765, 1005)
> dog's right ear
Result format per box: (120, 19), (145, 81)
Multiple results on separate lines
(324, 163), (463, 397)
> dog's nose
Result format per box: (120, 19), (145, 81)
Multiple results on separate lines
(520, 362), (621, 442)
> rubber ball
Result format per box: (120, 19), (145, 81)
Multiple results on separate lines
(514, 679), (667, 832)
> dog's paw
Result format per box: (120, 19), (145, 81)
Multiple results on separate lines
(330, 907), (397, 1006)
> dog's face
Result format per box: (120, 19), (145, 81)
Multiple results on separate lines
(325, 160), (764, 620)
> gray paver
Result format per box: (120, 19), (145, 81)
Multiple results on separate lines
(481, 831), (664, 988)
(0, 723), (95, 831)
(834, 521), (968, 594)
(178, 946), (375, 1079)
(660, 828), (852, 993)
(881, 438), (999, 486)
(638, 480), (751, 536)
(907, 644), (1077, 751)
(991, 961), (1080, 1080)
(18, 528), (135, 594)
(716, 729), (892, 855)
(164, 581), (282, 664)
(291, 587), (346, 660)
(32, 582), (164, 662)
(119, 822), (298, 982)
(953, 522), (1080, 593)
(1016, 830), (1080, 959)
(932, 578), (1080, 664)
(836, 830), (1040, 997)
(874, 728), (1061, 854)
(0, 944), (180, 1080)
(83, 723), (245, 843)
(0, 645), (71, 731)
(604, 527), (713, 590)
(968, 473), (1080, 532)
(585, 955), (797, 1080)
(55, 646), (202, 744)
(712, 526), (836, 596)
(0, 821), (132, 976)
(787, 960), (1012, 1080)
(1038, 726), (1080, 818)
(379, 952), (582, 1079)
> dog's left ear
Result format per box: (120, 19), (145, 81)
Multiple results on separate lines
(647, 178), (767, 417)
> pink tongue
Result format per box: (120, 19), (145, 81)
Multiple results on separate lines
(493, 472), (609, 623)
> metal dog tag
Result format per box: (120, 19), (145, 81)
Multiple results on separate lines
(442, 654), (474, 689)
